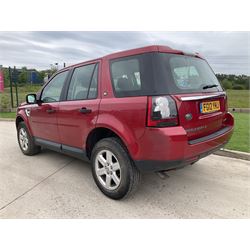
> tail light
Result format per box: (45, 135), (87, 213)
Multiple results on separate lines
(223, 112), (234, 126)
(147, 95), (179, 127)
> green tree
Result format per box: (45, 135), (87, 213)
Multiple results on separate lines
(232, 84), (245, 90)
(221, 79), (233, 89)
(18, 67), (28, 83)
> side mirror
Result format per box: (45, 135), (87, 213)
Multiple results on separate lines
(26, 94), (37, 104)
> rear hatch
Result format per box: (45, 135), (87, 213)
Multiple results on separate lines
(107, 50), (227, 140)
(153, 52), (227, 140)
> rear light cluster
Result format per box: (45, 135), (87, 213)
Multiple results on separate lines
(147, 95), (179, 127)
(223, 112), (234, 127)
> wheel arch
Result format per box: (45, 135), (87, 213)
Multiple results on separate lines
(16, 115), (24, 128)
(16, 113), (33, 136)
(85, 126), (136, 160)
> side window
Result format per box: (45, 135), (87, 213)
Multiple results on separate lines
(67, 64), (96, 101)
(110, 58), (141, 96)
(41, 71), (68, 103)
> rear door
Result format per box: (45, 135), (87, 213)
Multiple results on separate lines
(156, 53), (227, 141)
(57, 63), (100, 149)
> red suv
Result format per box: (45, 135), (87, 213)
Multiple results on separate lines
(16, 45), (234, 199)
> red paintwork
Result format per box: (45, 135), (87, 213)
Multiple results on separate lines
(172, 93), (227, 140)
(58, 99), (100, 148)
(29, 102), (60, 142)
(16, 45), (234, 167)
(135, 120), (233, 161)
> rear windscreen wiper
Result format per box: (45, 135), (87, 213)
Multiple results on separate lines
(203, 84), (218, 89)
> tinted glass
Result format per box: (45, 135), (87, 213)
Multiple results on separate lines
(41, 71), (68, 103)
(110, 54), (154, 97)
(160, 53), (223, 93)
(109, 52), (223, 97)
(67, 64), (96, 101)
(88, 64), (99, 99)
(111, 58), (141, 94)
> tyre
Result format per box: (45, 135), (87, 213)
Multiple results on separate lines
(91, 137), (141, 200)
(190, 160), (199, 165)
(17, 121), (41, 156)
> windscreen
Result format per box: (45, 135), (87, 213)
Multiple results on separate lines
(110, 52), (223, 97)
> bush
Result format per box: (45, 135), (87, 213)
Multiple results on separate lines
(245, 81), (250, 90)
(19, 84), (42, 93)
(0, 94), (11, 111)
(232, 84), (245, 90)
(221, 79), (233, 89)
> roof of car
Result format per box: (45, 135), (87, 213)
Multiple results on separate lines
(103, 45), (184, 59)
(62, 45), (203, 71)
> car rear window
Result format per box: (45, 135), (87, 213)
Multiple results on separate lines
(109, 52), (223, 97)
(160, 53), (223, 93)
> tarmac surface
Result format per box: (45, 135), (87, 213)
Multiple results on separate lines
(0, 121), (249, 218)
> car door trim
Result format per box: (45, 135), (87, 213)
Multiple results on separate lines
(34, 137), (89, 161)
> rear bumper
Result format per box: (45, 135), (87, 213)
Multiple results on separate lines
(135, 142), (226, 172)
(134, 119), (234, 172)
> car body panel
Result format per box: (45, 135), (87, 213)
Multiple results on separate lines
(29, 102), (60, 142)
(57, 99), (100, 149)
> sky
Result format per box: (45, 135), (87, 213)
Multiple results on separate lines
(0, 31), (249, 75)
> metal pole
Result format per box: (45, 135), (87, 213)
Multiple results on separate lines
(8, 67), (14, 108)
(14, 66), (19, 107)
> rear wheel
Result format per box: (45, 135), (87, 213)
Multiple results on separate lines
(17, 122), (41, 156)
(91, 137), (141, 200)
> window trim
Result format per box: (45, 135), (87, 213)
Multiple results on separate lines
(64, 62), (99, 102)
(40, 69), (70, 104)
(86, 63), (98, 100)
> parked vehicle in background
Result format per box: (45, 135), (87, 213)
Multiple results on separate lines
(16, 45), (234, 199)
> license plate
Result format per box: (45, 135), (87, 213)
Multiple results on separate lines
(200, 100), (220, 113)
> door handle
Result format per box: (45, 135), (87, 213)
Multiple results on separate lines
(46, 108), (56, 114)
(79, 107), (92, 114)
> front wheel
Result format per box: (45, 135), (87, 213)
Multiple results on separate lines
(17, 122), (41, 156)
(91, 137), (141, 200)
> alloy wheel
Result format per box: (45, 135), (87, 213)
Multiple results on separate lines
(19, 128), (29, 151)
(95, 149), (121, 190)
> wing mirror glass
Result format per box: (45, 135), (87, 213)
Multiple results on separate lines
(26, 94), (37, 104)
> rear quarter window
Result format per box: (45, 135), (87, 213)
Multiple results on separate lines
(110, 57), (142, 97)
(109, 53), (157, 97)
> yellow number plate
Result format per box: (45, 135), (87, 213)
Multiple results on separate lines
(200, 100), (220, 113)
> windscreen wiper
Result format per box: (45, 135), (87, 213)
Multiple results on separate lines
(203, 84), (218, 89)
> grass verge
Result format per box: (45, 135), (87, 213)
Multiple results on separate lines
(226, 90), (250, 108)
(0, 112), (16, 119)
(225, 113), (250, 153)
